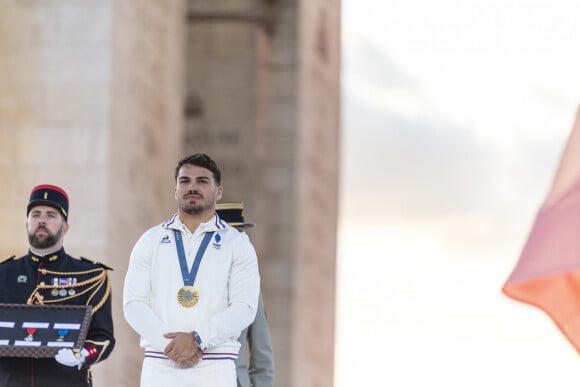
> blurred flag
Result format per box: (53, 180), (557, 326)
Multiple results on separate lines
(503, 106), (580, 352)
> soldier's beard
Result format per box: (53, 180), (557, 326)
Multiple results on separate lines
(28, 226), (63, 250)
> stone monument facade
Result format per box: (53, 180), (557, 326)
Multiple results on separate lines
(0, 0), (339, 386)
(185, 1), (340, 386)
(0, 1), (185, 386)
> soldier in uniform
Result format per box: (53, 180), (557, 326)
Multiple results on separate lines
(215, 203), (274, 387)
(0, 184), (115, 387)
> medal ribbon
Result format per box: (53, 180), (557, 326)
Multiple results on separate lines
(174, 230), (214, 286)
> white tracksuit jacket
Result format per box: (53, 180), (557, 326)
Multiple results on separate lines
(123, 213), (260, 385)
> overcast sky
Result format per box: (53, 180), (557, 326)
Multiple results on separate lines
(337, 1), (580, 385)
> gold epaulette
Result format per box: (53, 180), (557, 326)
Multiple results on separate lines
(80, 256), (114, 271)
(0, 255), (15, 264)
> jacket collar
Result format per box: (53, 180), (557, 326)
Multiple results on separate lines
(27, 247), (66, 264)
(162, 212), (226, 236)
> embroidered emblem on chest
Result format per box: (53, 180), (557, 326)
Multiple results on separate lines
(212, 234), (222, 249)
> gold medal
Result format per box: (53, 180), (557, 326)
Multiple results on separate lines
(177, 286), (199, 307)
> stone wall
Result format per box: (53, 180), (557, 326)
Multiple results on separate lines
(0, 0), (339, 385)
(294, 1), (341, 385)
(0, 1), (185, 386)
(0, 0), (113, 259)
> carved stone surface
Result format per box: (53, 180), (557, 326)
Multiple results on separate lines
(0, 0), (339, 386)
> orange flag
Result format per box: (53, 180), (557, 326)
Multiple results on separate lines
(503, 106), (580, 352)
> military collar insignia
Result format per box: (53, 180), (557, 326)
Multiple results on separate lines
(30, 254), (59, 263)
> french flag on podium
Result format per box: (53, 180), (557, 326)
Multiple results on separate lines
(503, 106), (580, 353)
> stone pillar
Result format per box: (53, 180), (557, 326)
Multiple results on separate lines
(293, 1), (340, 385)
(106, 1), (186, 386)
(0, 1), (185, 386)
(184, 1), (340, 386)
(0, 0), (114, 258)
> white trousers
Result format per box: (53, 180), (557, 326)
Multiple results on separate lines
(140, 358), (236, 387)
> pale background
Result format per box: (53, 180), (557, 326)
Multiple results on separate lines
(336, 0), (580, 386)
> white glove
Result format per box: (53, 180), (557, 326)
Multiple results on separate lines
(55, 348), (89, 370)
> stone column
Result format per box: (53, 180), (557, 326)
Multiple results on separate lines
(0, 1), (185, 386)
(0, 0), (114, 259)
(184, 1), (340, 386)
(106, 1), (186, 386)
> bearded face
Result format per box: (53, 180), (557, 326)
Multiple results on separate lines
(175, 164), (223, 216)
(28, 223), (65, 249)
(26, 205), (68, 251)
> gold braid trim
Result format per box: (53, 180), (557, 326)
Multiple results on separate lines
(39, 267), (104, 277)
(26, 269), (105, 304)
(86, 271), (112, 315)
(26, 267), (112, 315)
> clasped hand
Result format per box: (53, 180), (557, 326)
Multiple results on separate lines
(163, 332), (203, 368)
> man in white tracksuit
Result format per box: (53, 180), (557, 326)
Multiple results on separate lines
(123, 154), (260, 387)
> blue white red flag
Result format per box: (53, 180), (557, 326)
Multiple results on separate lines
(503, 107), (580, 352)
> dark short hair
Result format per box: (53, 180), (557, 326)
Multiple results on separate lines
(174, 154), (222, 185)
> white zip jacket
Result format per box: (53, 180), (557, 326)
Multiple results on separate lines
(123, 213), (260, 358)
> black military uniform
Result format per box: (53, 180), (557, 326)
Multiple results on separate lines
(0, 185), (115, 387)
